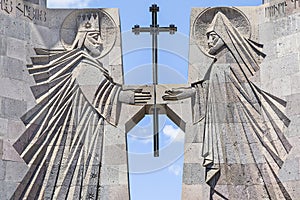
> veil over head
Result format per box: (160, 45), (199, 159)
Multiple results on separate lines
(206, 12), (266, 76)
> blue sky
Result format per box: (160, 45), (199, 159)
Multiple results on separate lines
(48, 1), (263, 199)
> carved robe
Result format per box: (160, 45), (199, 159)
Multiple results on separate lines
(192, 13), (292, 199)
(11, 48), (121, 199)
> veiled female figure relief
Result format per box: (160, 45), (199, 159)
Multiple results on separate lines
(164, 10), (292, 199)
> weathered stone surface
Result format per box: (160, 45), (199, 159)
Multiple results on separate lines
(0, 0), (299, 199)
(4, 160), (28, 182)
(0, 97), (27, 120)
(100, 165), (120, 185)
(182, 3), (300, 199)
(183, 163), (205, 185)
(99, 184), (129, 200)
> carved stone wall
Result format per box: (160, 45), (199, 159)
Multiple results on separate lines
(0, 0), (128, 199)
(259, 0), (300, 198)
(184, 3), (300, 200)
(1, 0), (300, 199)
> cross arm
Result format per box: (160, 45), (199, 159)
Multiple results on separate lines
(132, 24), (177, 35)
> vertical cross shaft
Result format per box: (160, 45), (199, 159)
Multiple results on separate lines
(151, 4), (159, 157)
(132, 4), (177, 157)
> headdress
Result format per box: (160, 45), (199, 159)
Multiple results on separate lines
(77, 13), (100, 32)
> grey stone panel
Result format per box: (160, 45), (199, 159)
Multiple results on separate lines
(6, 37), (26, 61)
(0, 181), (18, 200)
(286, 115), (300, 137)
(0, 159), (4, 180)
(24, 0), (39, 4)
(0, 97), (27, 120)
(0, 118), (8, 138)
(286, 93), (300, 116)
(4, 160), (28, 182)
(279, 157), (300, 182)
(99, 184), (129, 200)
(100, 165), (120, 185)
(103, 144), (127, 165)
(182, 163), (205, 185)
(0, 35), (7, 56)
(0, 56), (25, 81)
(3, 19), (26, 41)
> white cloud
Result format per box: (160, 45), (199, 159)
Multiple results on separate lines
(168, 164), (182, 176)
(47, 0), (91, 8)
(128, 127), (153, 144)
(162, 125), (184, 143)
(129, 135), (153, 144)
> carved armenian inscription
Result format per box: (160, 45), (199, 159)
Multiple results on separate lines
(0, 0), (46, 21)
(265, 0), (300, 18)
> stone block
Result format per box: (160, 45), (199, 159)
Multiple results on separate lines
(7, 119), (25, 141)
(6, 37), (26, 61)
(259, 18), (274, 37)
(0, 56), (25, 81)
(182, 163), (205, 185)
(276, 33), (300, 58)
(4, 18), (26, 40)
(286, 93), (300, 116)
(218, 163), (264, 186)
(103, 144), (127, 165)
(0, 159), (4, 180)
(104, 125), (126, 146)
(291, 73), (300, 94)
(0, 139), (3, 158)
(270, 74), (292, 97)
(183, 143), (202, 164)
(271, 53), (299, 79)
(0, 97), (27, 120)
(225, 184), (270, 200)
(29, 24), (60, 48)
(0, 35), (7, 56)
(272, 15), (299, 38)
(4, 160), (28, 182)
(24, 0), (39, 4)
(100, 165), (119, 185)
(109, 46), (122, 66)
(284, 136), (300, 158)
(286, 114), (300, 137)
(279, 157), (299, 181)
(283, 180), (300, 199)
(2, 181), (19, 200)
(185, 122), (202, 143)
(118, 164), (128, 185)
(182, 184), (210, 200)
(2, 140), (23, 162)
(0, 118), (8, 138)
(99, 184), (129, 200)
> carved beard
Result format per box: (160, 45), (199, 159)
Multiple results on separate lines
(83, 37), (104, 57)
(208, 38), (225, 55)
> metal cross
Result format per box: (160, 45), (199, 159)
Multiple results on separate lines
(132, 4), (177, 157)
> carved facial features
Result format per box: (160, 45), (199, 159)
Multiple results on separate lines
(83, 31), (104, 57)
(207, 31), (225, 55)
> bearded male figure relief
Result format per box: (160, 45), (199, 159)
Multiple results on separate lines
(11, 10), (150, 199)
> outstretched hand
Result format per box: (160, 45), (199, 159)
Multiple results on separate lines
(162, 87), (196, 101)
(119, 88), (151, 105)
(134, 89), (151, 104)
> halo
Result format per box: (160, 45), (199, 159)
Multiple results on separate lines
(60, 9), (117, 58)
(192, 7), (251, 55)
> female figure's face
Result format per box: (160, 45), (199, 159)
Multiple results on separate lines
(207, 31), (225, 55)
(83, 31), (104, 57)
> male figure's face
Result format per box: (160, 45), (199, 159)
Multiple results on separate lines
(84, 31), (104, 57)
(207, 31), (225, 55)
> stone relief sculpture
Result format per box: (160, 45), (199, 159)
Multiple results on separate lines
(163, 8), (292, 199)
(11, 11), (150, 199)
